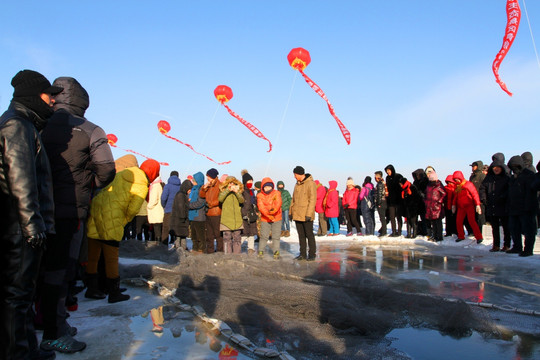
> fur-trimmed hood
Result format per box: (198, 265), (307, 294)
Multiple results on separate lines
(219, 176), (244, 193)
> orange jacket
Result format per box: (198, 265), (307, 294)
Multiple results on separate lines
(256, 177), (282, 223)
(199, 178), (222, 216)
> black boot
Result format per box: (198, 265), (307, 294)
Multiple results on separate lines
(84, 274), (106, 300)
(107, 278), (130, 303)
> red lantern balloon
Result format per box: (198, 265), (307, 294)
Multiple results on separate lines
(156, 121), (231, 165)
(107, 133), (118, 146)
(287, 47), (311, 71)
(214, 85), (233, 104)
(106, 133), (169, 166)
(157, 120), (171, 134)
(214, 85), (272, 152)
(287, 47), (351, 145)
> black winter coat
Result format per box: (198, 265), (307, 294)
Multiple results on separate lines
(384, 165), (403, 206)
(469, 161), (486, 192)
(507, 156), (537, 216)
(170, 180), (193, 237)
(479, 163), (509, 217)
(0, 101), (55, 237)
(41, 77), (116, 219)
(401, 182), (424, 218)
(374, 180), (387, 207)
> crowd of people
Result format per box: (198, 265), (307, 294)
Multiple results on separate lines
(1, 69), (539, 359)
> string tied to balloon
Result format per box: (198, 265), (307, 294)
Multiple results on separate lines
(107, 134), (169, 166)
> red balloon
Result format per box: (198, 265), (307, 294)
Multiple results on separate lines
(214, 85), (233, 104)
(157, 120), (171, 134)
(287, 47), (311, 71)
(107, 133), (118, 146)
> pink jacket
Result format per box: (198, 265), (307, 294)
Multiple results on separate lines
(324, 181), (339, 218)
(315, 182), (327, 213)
(342, 187), (359, 210)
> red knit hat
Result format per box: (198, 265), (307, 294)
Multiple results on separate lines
(140, 159), (160, 183)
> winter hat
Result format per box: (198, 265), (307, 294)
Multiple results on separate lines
(140, 159), (160, 183)
(293, 166), (305, 175)
(170, 170), (179, 177)
(428, 171), (438, 182)
(219, 174), (229, 183)
(241, 169), (253, 185)
(425, 166), (435, 175)
(206, 168), (218, 179)
(346, 178), (354, 186)
(254, 181), (261, 190)
(277, 181), (285, 188)
(12, 70), (63, 97)
(314, 180), (320, 185)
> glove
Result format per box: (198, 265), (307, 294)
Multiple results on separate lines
(26, 232), (47, 249)
(344, 204), (349, 209)
(451, 205), (456, 214)
(475, 205), (482, 215)
(305, 216), (312, 222)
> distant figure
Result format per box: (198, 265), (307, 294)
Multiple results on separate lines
(161, 170), (181, 245)
(424, 171), (446, 242)
(277, 181), (292, 237)
(199, 168), (223, 253)
(374, 171), (388, 237)
(240, 170), (258, 255)
(325, 181), (340, 236)
(218, 176), (244, 254)
(452, 171), (483, 243)
(257, 177), (282, 259)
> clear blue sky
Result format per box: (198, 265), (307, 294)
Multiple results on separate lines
(1, 1), (539, 190)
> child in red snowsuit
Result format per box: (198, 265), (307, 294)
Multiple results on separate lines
(451, 171), (483, 243)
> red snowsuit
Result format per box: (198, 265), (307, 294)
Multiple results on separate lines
(452, 171), (483, 240)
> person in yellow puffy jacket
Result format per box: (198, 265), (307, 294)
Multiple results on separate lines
(85, 159), (160, 303)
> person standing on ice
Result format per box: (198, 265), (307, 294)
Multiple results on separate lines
(40, 76), (116, 353)
(161, 170), (181, 246)
(218, 176), (244, 254)
(257, 177), (282, 259)
(170, 179), (194, 251)
(451, 171), (483, 243)
(444, 175), (457, 236)
(342, 178), (361, 236)
(324, 181), (340, 236)
(188, 172), (207, 253)
(358, 176), (375, 235)
(147, 175), (164, 243)
(384, 164), (404, 237)
(424, 171), (446, 242)
(399, 177), (423, 239)
(290, 166), (317, 261)
(199, 168), (223, 253)
(86, 159), (160, 303)
(240, 170), (258, 255)
(479, 160), (510, 252)
(314, 180), (328, 236)
(506, 156), (537, 257)
(374, 171), (388, 237)
(277, 181), (291, 237)
(0, 70), (60, 360)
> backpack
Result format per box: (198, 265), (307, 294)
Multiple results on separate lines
(364, 187), (375, 210)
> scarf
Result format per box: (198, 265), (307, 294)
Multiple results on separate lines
(14, 97), (53, 130)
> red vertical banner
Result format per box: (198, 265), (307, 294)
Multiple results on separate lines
(492, 0), (521, 96)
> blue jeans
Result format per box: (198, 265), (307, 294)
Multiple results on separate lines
(328, 217), (339, 234)
(281, 210), (290, 231)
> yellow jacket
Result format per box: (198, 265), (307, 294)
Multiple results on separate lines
(87, 166), (149, 241)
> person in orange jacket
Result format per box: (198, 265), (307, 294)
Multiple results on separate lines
(256, 177), (282, 259)
(451, 171), (483, 243)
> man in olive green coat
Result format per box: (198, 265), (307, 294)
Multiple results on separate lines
(290, 166), (317, 261)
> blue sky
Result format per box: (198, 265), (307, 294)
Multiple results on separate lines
(1, 1), (539, 190)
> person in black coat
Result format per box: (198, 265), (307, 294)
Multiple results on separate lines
(374, 171), (388, 237)
(479, 160), (510, 252)
(384, 165), (403, 237)
(506, 156), (538, 257)
(170, 180), (194, 250)
(39, 77), (116, 351)
(0, 70), (60, 359)
(399, 177), (424, 238)
(412, 168), (429, 236)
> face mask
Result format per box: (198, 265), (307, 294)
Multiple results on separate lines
(246, 183), (253, 189)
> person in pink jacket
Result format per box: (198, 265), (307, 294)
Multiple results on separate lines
(342, 178), (361, 236)
(452, 171), (483, 243)
(315, 180), (328, 236)
(324, 181), (340, 235)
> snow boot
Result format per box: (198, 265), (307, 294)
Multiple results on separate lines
(107, 278), (130, 303)
(84, 274), (106, 300)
